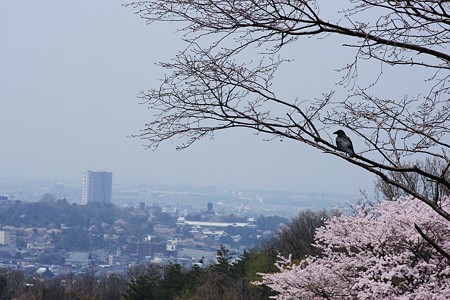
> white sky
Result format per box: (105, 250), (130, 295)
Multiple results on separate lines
(0, 1), (384, 195)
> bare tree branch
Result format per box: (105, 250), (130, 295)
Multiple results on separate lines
(414, 223), (450, 262)
(126, 1), (450, 225)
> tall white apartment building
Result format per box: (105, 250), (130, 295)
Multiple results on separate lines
(0, 230), (16, 247)
(82, 170), (113, 205)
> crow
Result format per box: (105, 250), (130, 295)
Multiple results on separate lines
(333, 130), (355, 156)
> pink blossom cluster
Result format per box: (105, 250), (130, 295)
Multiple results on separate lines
(258, 196), (450, 299)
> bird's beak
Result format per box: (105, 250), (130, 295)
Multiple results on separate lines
(333, 131), (338, 134)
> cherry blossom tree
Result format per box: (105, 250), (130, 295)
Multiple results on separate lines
(258, 196), (450, 299)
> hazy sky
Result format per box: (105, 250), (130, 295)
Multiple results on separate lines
(0, 1), (383, 195)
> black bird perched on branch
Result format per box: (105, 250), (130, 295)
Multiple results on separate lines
(333, 130), (355, 156)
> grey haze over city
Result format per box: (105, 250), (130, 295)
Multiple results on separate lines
(0, 0), (406, 196)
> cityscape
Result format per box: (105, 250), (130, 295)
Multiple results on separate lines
(1, 1), (446, 298)
(0, 172), (358, 279)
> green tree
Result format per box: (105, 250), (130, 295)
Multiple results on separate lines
(0, 276), (7, 299)
(158, 264), (188, 299)
(214, 245), (233, 274)
(266, 209), (339, 260)
(230, 250), (278, 299)
(124, 264), (191, 300)
(123, 266), (162, 300)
